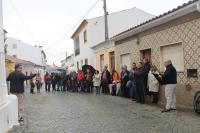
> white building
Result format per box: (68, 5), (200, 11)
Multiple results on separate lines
(0, 0), (18, 132)
(71, 7), (155, 71)
(5, 37), (47, 67)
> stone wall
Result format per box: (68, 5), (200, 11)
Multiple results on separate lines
(115, 13), (200, 109)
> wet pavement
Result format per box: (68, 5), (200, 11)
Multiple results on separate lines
(9, 89), (200, 133)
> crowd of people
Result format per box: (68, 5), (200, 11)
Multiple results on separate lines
(7, 58), (177, 122)
(29, 59), (177, 112)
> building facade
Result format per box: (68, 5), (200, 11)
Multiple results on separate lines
(113, 0), (200, 109)
(71, 8), (154, 71)
(5, 37), (47, 67)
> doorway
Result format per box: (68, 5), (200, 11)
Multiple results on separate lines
(109, 51), (115, 70)
(140, 49), (151, 62)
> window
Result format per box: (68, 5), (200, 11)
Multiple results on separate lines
(12, 44), (17, 49)
(85, 58), (88, 65)
(84, 30), (87, 43)
(74, 37), (80, 56)
(120, 53), (131, 70)
(100, 54), (104, 72)
(161, 43), (184, 71)
(77, 61), (79, 70)
(109, 52), (115, 70)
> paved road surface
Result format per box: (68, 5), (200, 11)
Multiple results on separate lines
(9, 90), (200, 133)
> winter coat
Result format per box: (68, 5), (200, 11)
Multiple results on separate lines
(44, 74), (48, 82)
(111, 71), (119, 82)
(163, 64), (177, 85)
(7, 71), (36, 93)
(101, 70), (111, 83)
(148, 71), (159, 92)
(77, 72), (85, 81)
(93, 74), (101, 86)
(134, 68), (145, 89)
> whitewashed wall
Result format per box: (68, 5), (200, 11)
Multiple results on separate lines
(88, 8), (155, 48)
(5, 38), (44, 66)
(73, 8), (154, 70)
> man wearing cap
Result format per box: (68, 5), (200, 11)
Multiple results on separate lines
(7, 64), (36, 122)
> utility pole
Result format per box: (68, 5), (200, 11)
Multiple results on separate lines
(103, 0), (109, 41)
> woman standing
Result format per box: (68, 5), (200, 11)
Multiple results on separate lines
(93, 70), (101, 95)
(51, 73), (56, 91)
(109, 68), (119, 96)
(148, 66), (160, 103)
(77, 70), (85, 92)
(86, 69), (93, 93)
(36, 73), (42, 93)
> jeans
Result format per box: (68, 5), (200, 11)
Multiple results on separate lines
(95, 86), (100, 94)
(126, 80), (136, 99)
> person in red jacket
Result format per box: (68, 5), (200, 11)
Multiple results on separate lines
(44, 72), (49, 92)
(77, 70), (85, 92)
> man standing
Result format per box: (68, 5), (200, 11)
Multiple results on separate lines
(101, 66), (111, 94)
(135, 62), (146, 104)
(7, 64), (36, 122)
(121, 65), (130, 98)
(143, 58), (151, 95)
(127, 62), (137, 100)
(162, 60), (177, 113)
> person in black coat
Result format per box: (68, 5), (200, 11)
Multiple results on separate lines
(30, 72), (35, 94)
(121, 65), (130, 98)
(143, 59), (151, 95)
(7, 64), (36, 121)
(51, 73), (57, 91)
(101, 66), (111, 94)
(134, 62), (146, 104)
(161, 60), (177, 113)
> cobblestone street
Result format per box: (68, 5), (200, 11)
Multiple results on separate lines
(9, 90), (200, 133)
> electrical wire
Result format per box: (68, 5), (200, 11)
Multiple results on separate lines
(8, 0), (37, 44)
(45, 0), (100, 51)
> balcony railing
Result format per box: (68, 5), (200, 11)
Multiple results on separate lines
(75, 48), (80, 56)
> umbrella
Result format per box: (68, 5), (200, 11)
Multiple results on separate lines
(82, 65), (95, 75)
(56, 67), (66, 72)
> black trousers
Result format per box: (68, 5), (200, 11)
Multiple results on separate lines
(71, 80), (77, 92)
(102, 80), (109, 94)
(47, 83), (51, 92)
(30, 87), (34, 94)
(136, 82), (145, 103)
(151, 92), (159, 103)
(86, 81), (93, 93)
(45, 82), (48, 91)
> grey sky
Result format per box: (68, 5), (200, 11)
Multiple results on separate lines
(3, 0), (190, 66)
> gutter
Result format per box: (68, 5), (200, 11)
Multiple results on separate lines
(112, 1), (199, 42)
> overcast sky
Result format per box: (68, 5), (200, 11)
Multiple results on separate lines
(3, 0), (191, 66)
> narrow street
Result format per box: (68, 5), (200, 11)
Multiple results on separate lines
(9, 90), (200, 133)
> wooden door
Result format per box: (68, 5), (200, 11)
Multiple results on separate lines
(141, 49), (151, 62)
(109, 52), (115, 70)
